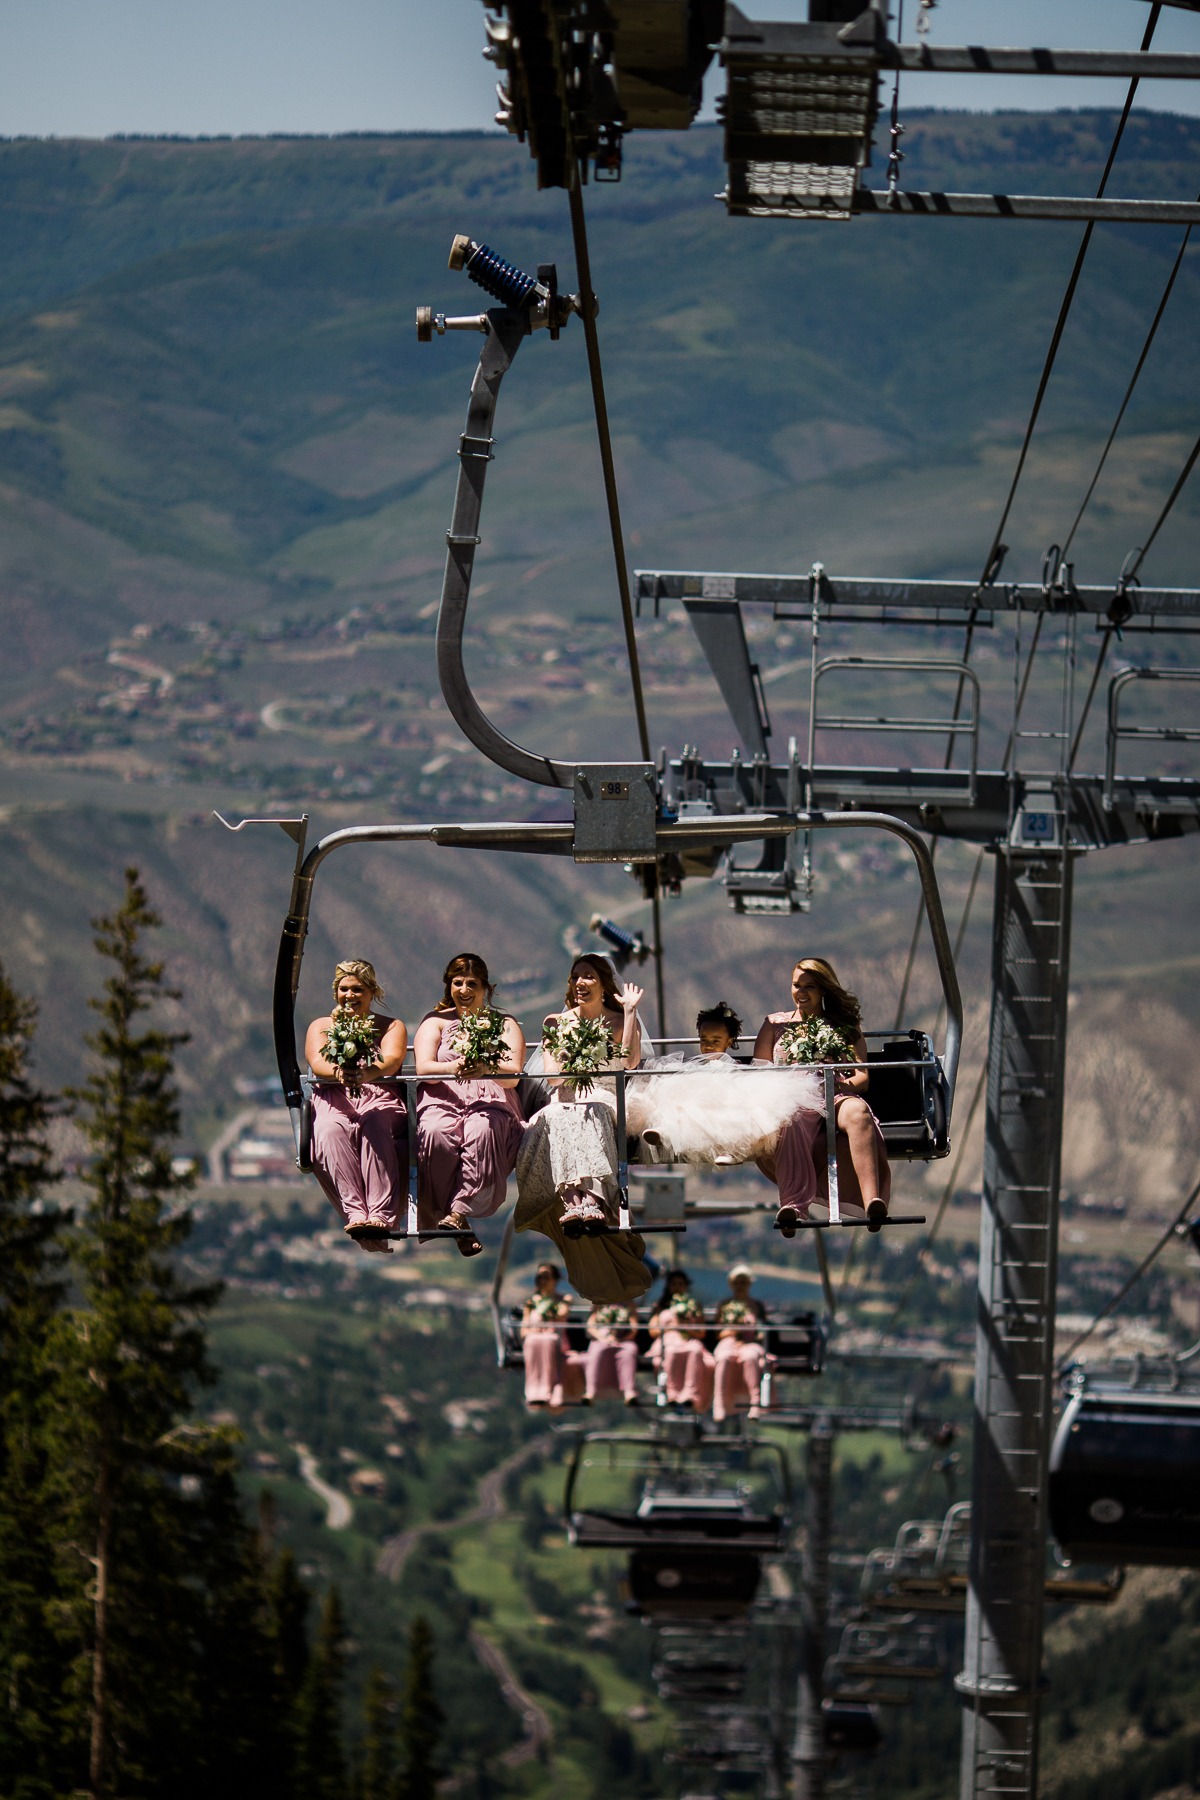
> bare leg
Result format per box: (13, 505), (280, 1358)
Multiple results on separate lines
(834, 1095), (891, 1227)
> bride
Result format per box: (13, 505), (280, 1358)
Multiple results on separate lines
(514, 954), (652, 1305)
(627, 1001), (821, 1168)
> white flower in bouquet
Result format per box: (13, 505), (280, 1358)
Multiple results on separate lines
(669, 1293), (706, 1325)
(322, 1006), (380, 1091)
(530, 1292), (570, 1322)
(542, 1014), (625, 1097)
(453, 1006), (510, 1075)
(777, 1018), (854, 1067)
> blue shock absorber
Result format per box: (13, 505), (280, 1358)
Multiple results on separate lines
(459, 240), (538, 308)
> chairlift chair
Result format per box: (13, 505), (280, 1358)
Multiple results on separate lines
(1048, 1379), (1200, 1568)
(628, 1547), (763, 1620)
(564, 1431), (791, 1552)
(822, 1699), (884, 1756)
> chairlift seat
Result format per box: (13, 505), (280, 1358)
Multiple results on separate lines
(571, 1504), (786, 1552)
(1048, 1387), (1200, 1568)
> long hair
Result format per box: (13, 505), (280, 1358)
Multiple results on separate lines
(438, 952), (494, 1014)
(562, 953), (621, 1013)
(793, 957), (862, 1038)
(696, 1000), (742, 1047)
(332, 959), (384, 1002)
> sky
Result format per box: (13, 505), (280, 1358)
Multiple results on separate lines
(1, 0), (1198, 138)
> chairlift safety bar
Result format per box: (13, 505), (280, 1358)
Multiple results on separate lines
(271, 813), (963, 1180)
(1104, 667), (1200, 810)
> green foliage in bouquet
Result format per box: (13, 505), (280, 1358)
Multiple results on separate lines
(321, 1006), (380, 1090)
(593, 1303), (632, 1331)
(529, 1293), (570, 1323)
(453, 1007), (510, 1075)
(717, 1299), (759, 1331)
(777, 1018), (854, 1067)
(542, 1013), (624, 1097)
(668, 1293), (706, 1325)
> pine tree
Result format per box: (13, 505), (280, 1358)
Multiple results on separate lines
(293, 1586), (349, 1800)
(359, 1665), (398, 1800)
(395, 1616), (443, 1800)
(0, 959), (66, 1793)
(38, 869), (276, 1800)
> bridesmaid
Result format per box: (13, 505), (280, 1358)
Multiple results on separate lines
(753, 957), (891, 1234)
(521, 1262), (584, 1410)
(413, 952), (525, 1256)
(304, 959), (407, 1249)
(648, 1269), (714, 1413)
(583, 1301), (640, 1406)
(712, 1264), (766, 1423)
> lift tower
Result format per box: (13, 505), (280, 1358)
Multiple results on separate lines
(637, 562), (1200, 1799)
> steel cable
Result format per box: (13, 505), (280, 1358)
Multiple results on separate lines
(977, 3), (1162, 586)
(564, 173), (652, 766)
(1054, 1172), (1200, 1371)
(1060, 204), (1198, 565)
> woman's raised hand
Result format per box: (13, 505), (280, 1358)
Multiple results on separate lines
(617, 983), (644, 1014)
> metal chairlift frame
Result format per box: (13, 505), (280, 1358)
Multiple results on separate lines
(563, 1428), (792, 1551)
(246, 247), (968, 1247)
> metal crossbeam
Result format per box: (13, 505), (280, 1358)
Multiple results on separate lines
(854, 191), (1200, 224)
(636, 568), (1200, 623)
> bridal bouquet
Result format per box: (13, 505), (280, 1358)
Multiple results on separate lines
(717, 1299), (759, 1332)
(542, 1014), (625, 1097)
(529, 1292), (570, 1323)
(668, 1293), (706, 1326)
(454, 1006), (510, 1074)
(777, 1018), (853, 1067)
(322, 1007), (380, 1091)
(594, 1303), (633, 1333)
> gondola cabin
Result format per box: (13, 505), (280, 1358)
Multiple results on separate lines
(1048, 1383), (1200, 1568)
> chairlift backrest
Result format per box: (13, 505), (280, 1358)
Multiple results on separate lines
(627, 1547), (763, 1619)
(863, 1033), (949, 1160)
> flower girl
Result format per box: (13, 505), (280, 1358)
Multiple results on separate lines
(627, 1003), (821, 1168)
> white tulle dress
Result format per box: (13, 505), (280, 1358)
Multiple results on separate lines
(626, 1052), (823, 1167)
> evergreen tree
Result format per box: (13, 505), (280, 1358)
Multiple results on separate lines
(38, 869), (276, 1800)
(0, 959), (66, 1794)
(359, 1665), (398, 1800)
(293, 1586), (348, 1800)
(395, 1616), (444, 1800)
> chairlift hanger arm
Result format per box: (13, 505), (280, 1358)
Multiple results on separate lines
(420, 237), (597, 790)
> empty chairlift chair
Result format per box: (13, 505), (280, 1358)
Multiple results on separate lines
(564, 1434), (792, 1553)
(1048, 1381), (1200, 1568)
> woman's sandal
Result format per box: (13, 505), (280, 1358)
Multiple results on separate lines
(345, 1221), (389, 1242)
(775, 1204), (806, 1238)
(866, 1199), (889, 1234)
(438, 1213), (484, 1257)
(559, 1198), (605, 1240)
